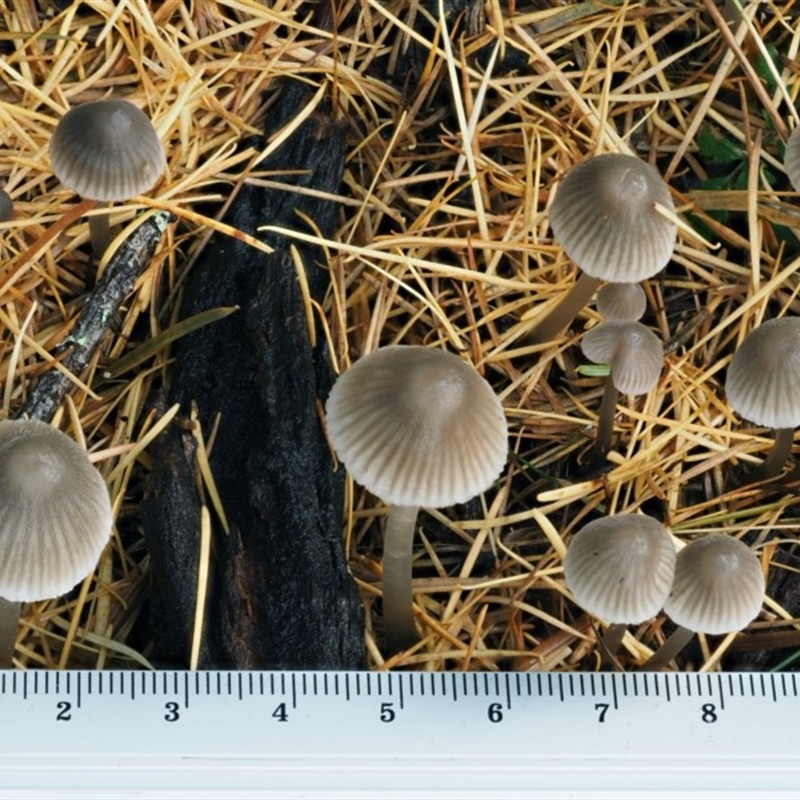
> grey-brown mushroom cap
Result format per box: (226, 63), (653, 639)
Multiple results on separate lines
(784, 126), (800, 194)
(563, 514), (676, 624)
(581, 320), (664, 395)
(325, 345), (508, 508)
(0, 419), (113, 602)
(549, 153), (676, 283)
(664, 534), (764, 635)
(50, 99), (166, 202)
(596, 282), (647, 322)
(725, 318), (800, 430)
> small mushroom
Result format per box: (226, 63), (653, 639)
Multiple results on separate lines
(784, 126), (800, 193)
(725, 317), (800, 480)
(564, 514), (676, 662)
(643, 534), (764, 670)
(0, 419), (113, 666)
(0, 188), (12, 261)
(596, 282), (647, 322)
(0, 188), (12, 223)
(325, 345), (508, 654)
(50, 98), (165, 257)
(581, 320), (664, 465)
(529, 153), (676, 344)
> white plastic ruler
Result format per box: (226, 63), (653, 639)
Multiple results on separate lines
(0, 669), (798, 799)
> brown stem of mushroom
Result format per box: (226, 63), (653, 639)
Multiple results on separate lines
(0, 598), (21, 668)
(382, 504), (420, 655)
(89, 205), (111, 258)
(751, 427), (794, 481)
(589, 376), (618, 465)
(598, 622), (627, 666)
(525, 273), (602, 345)
(639, 626), (695, 671)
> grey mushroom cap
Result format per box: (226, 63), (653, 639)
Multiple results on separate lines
(784, 126), (800, 194)
(50, 99), (165, 202)
(725, 318), (800, 430)
(664, 534), (764, 635)
(549, 153), (676, 283)
(596, 282), (647, 322)
(581, 320), (664, 395)
(0, 419), (113, 602)
(325, 345), (508, 509)
(563, 514), (676, 625)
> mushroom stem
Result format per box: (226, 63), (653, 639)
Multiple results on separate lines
(752, 427), (794, 481)
(639, 626), (695, 671)
(89, 206), (111, 258)
(598, 622), (627, 666)
(382, 503), (420, 654)
(589, 376), (618, 465)
(525, 273), (602, 345)
(0, 598), (21, 668)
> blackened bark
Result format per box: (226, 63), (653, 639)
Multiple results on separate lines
(141, 84), (365, 669)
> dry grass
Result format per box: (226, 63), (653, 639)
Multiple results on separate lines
(2, 0), (800, 673)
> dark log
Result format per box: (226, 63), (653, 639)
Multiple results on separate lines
(141, 83), (366, 670)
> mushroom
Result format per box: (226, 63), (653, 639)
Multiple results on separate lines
(563, 514), (676, 663)
(50, 98), (165, 257)
(725, 317), (800, 480)
(580, 320), (664, 466)
(529, 153), (676, 344)
(784, 125), (800, 193)
(643, 533), (764, 670)
(0, 189), (12, 261)
(596, 282), (647, 322)
(325, 345), (508, 654)
(0, 419), (113, 666)
(0, 188), (12, 223)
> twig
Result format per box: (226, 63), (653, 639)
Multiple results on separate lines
(18, 212), (171, 422)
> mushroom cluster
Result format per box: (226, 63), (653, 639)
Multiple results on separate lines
(528, 153), (676, 344)
(564, 514), (765, 670)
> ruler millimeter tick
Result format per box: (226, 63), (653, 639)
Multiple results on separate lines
(0, 669), (798, 799)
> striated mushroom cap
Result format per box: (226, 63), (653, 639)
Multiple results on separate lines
(0, 419), (112, 602)
(596, 282), (647, 322)
(725, 317), (800, 430)
(550, 153), (676, 283)
(784, 126), (800, 193)
(581, 320), (664, 395)
(50, 99), (165, 202)
(564, 514), (676, 624)
(325, 345), (508, 508)
(664, 534), (764, 635)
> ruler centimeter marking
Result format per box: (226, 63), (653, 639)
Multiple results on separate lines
(8, 668), (795, 706)
(0, 669), (798, 798)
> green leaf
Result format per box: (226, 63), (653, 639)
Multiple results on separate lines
(697, 125), (745, 165)
(577, 364), (611, 377)
(754, 44), (780, 96)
